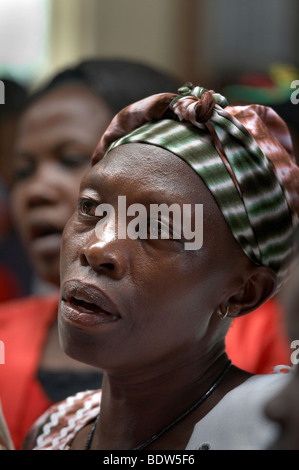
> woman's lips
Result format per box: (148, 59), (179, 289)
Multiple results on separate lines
(60, 280), (121, 327)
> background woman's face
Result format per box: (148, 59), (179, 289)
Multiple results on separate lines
(11, 84), (113, 286)
(58, 143), (248, 372)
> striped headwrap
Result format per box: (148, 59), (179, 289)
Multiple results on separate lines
(92, 84), (299, 291)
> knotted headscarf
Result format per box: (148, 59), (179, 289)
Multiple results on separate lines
(92, 84), (299, 291)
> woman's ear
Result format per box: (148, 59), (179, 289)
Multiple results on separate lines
(226, 266), (277, 318)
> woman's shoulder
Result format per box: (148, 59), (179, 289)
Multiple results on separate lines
(231, 367), (291, 396)
(187, 370), (291, 450)
(22, 389), (101, 450)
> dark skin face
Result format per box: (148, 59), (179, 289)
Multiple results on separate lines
(59, 143), (276, 449)
(10, 84), (113, 286)
(59, 143), (252, 371)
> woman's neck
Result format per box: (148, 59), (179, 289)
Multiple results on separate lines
(89, 352), (242, 450)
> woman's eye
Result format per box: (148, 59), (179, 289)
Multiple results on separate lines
(147, 219), (181, 240)
(60, 154), (90, 169)
(78, 198), (98, 217)
(149, 220), (168, 239)
(141, 218), (184, 252)
(12, 162), (35, 183)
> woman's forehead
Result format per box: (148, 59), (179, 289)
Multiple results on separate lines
(89, 143), (207, 198)
(105, 142), (187, 168)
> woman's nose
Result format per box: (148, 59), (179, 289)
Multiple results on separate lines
(25, 183), (59, 209)
(80, 230), (129, 280)
(24, 165), (62, 209)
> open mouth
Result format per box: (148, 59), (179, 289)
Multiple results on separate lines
(61, 280), (121, 326)
(70, 296), (112, 315)
(30, 223), (62, 241)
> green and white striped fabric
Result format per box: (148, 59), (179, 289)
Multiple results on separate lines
(103, 85), (296, 290)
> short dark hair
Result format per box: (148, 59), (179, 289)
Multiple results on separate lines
(27, 58), (180, 114)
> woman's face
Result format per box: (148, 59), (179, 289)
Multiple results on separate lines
(11, 84), (113, 286)
(59, 143), (249, 373)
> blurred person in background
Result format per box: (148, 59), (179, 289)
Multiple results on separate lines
(265, 230), (299, 450)
(0, 58), (180, 449)
(0, 78), (33, 301)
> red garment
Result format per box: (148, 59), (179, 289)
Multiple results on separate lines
(226, 297), (291, 374)
(0, 265), (22, 303)
(0, 293), (59, 449)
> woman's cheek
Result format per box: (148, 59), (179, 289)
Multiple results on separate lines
(61, 221), (81, 265)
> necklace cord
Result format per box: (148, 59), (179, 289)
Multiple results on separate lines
(84, 360), (232, 450)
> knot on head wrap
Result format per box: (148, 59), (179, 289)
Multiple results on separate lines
(170, 84), (227, 123)
(93, 83), (299, 292)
